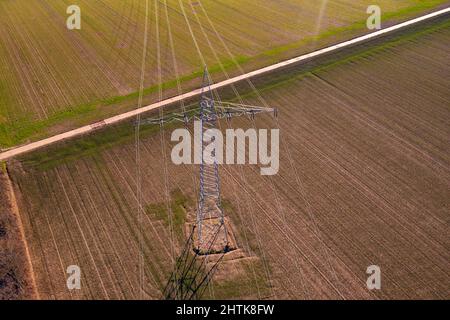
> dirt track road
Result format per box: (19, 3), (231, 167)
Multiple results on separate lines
(1, 7), (449, 161)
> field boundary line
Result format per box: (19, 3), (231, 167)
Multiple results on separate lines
(1, 7), (449, 161)
(3, 168), (40, 299)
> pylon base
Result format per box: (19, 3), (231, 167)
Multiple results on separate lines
(191, 217), (238, 255)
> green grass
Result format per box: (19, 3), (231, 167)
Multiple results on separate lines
(261, 0), (447, 59)
(240, 17), (450, 102)
(18, 16), (450, 171)
(1, 0), (447, 148)
(0, 103), (97, 148)
(145, 190), (271, 299)
(19, 117), (179, 170)
(203, 259), (272, 299)
(102, 55), (250, 107)
(145, 188), (193, 240)
(0, 55), (250, 148)
(315, 19), (450, 73)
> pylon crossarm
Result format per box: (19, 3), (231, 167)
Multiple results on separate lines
(134, 111), (189, 126)
(214, 104), (276, 120)
(211, 99), (274, 112)
(202, 97), (276, 116)
(136, 103), (277, 126)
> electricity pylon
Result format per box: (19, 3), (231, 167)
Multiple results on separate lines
(138, 68), (276, 254)
(195, 70), (229, 255)
(137, 68), (276, 299)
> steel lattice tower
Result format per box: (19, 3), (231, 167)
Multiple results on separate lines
(137, 68), (277, 299)
(195, 70), (229, 254)
(137, 68), (276, 255)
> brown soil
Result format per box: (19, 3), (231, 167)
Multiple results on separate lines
(6, 19), (450, 300)
(0, 167), (38, 299)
